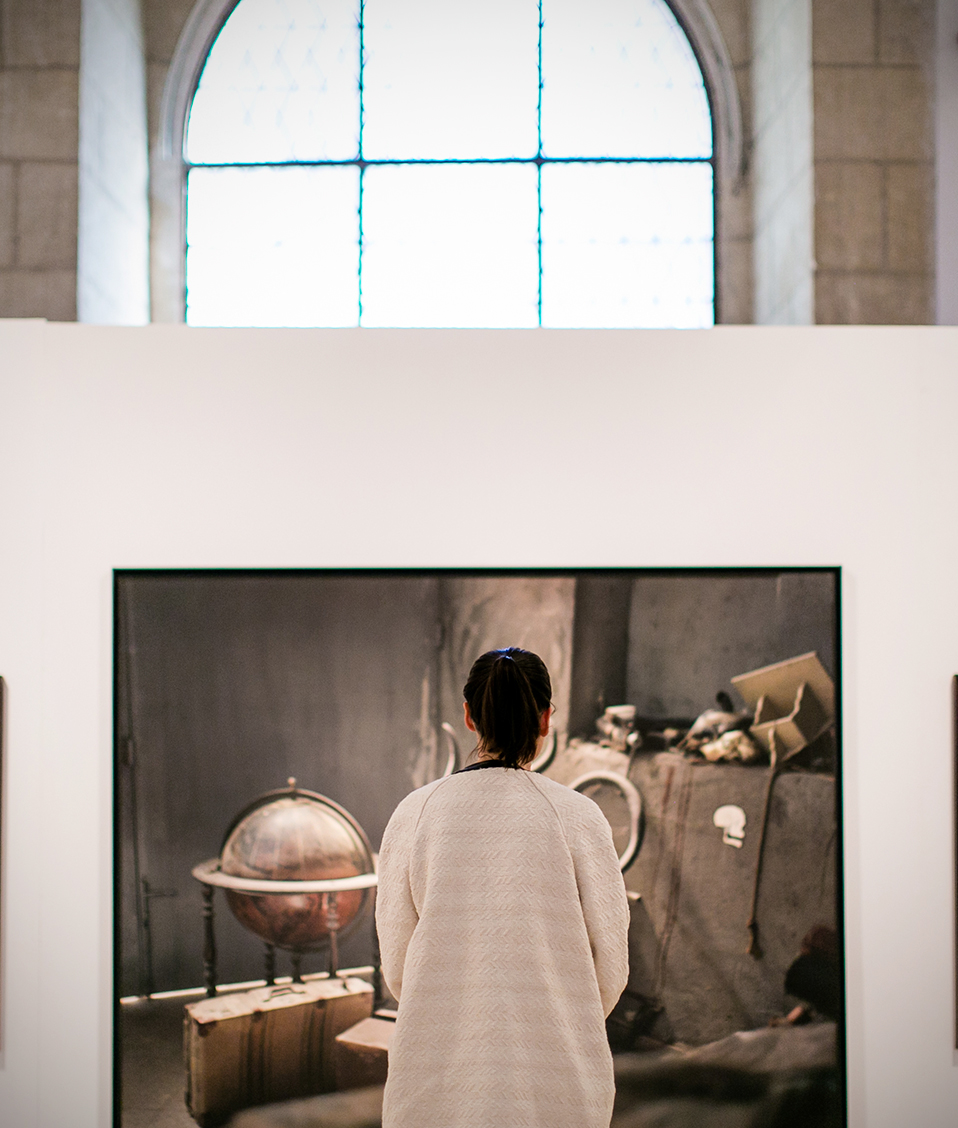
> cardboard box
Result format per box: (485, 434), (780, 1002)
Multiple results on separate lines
(731, 652), (835, 762)
(333, 1014), (395, 1090)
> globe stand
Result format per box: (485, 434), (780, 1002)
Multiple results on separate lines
(325, 891), (340, 978)
(191, 861), (378, 998)
(202, 884), (217, 997)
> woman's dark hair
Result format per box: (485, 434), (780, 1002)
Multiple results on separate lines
(463, 647), (552, 768)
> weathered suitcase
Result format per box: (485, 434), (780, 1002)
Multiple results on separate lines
(184, 977), (374, 1126)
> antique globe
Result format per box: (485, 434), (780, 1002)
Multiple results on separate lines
(215, 780), (376, 953)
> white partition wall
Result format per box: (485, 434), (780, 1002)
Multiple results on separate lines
(1, 323), (958, 1126)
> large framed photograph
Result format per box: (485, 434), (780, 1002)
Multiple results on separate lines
(115, 568), (842, 1127)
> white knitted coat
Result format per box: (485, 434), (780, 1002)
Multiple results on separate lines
(376, 767), (630, 1128)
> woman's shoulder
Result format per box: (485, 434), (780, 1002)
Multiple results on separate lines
(526, 771), (611, 828)
(382, 777), (448, 831)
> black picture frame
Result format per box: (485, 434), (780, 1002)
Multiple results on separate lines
(113, 567), (844, 1127)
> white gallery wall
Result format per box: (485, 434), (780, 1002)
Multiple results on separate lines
(1, 321), (957, 1127)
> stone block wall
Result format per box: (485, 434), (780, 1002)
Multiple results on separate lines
(812, 0), (934, 323)
(936, 0), (958, 324)
(0, 0), (81, 320)
(0, 0), (149, 323)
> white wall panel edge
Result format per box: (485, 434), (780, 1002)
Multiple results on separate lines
(2, 323), (958, 1126)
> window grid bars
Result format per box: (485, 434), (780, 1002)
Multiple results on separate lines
(185, 3), (717, 328)
(536, 0), (543, 325)
(357, 0), (366, 322)
(185, 155), (714, 169)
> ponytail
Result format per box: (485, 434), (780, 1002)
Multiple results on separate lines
(463, 648), (552, 768)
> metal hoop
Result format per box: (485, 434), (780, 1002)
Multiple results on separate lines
(192, 858), (378, 894)
(440, 721), (461, 777)
(569, 770), (643, 871)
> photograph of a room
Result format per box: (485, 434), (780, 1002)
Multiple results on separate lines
(2, 1), (958, 1128)
(116, 570), (840, 1127)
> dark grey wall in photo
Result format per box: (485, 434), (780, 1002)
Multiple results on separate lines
(117, 574), (442, 995)
(625, 571), (837, 718)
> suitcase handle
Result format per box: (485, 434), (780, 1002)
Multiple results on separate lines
(265, 984), (306, 999)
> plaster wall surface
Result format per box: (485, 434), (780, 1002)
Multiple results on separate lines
(751, 0), (814, 322)
(77, 0), (149, 323)
(1, 324), (958, 1127)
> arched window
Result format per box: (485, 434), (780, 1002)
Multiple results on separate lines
(181, 0), (716, 328)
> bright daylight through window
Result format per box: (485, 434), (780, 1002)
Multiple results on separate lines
(184, 0), (714, 328)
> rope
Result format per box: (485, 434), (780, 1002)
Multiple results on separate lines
(746, 731), (781, 957)
(654, 762), (695, 993)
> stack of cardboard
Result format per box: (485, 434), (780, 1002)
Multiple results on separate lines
(333, 1010), (396, 1090)
(731, 651), (835, 764)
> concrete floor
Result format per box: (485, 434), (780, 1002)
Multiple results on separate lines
(117, 991), (839, 1128)
(120, 994), (197, 1128)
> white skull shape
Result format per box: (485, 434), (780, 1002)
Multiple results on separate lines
(713, 804), (746, 848)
